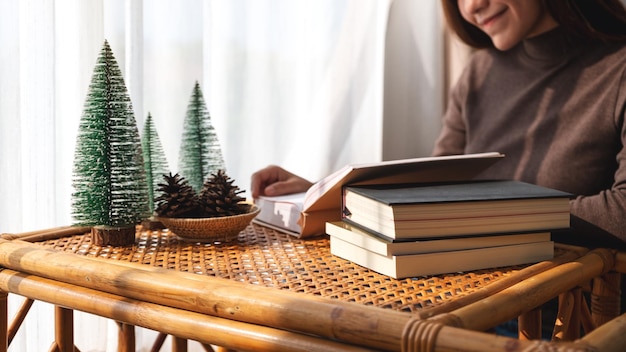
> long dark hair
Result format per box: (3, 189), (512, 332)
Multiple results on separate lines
(442, 0), (626, 48)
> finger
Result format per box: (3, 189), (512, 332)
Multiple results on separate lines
(250, 166), (282, 198)
(264, 180), (306, 197)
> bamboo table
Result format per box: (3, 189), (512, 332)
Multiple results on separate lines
(0, 223), (623, 351)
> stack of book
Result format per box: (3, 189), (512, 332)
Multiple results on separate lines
(327, 180), (571, 278)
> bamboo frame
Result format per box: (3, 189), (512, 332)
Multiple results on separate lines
(580, 312), (626, 351)
(552, 288), (583, 341)
(116, 322), (134, 352)
(591, 272), (622, 327)
(54, 306), (74, 352)
(0, 292), (6, 352)
(418, 243), (587, 319)
(431, 248), (614, 331)
(0, 239), (408, 350)
(0, 239), (599, 346)
(0, 226), (591, 322)
(0, 228), (623, 351)
(518, 307), (541, 340)
(0, 269), (374, 352)
(7, 297), (33, 346)
(2, 266), (626, 352)
(613, 251), (626, 273)
(0, 226), (90, 242)
(171, 336), (187, 352)
(150, 332), (167, 352)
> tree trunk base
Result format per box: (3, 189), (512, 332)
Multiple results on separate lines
(91, 226), (136, 246)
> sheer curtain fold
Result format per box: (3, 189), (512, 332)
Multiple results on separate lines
(383, 0), (446, 160)
(205, 0), (392, 184)
(0, 1), (447, 350)
(0, 0), (21, 234)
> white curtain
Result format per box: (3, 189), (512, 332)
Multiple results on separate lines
(0, 0), (444, 350)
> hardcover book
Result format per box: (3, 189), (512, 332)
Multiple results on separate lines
(329, 235), (554, 279)
(254, 152), (504, 237)
(342, 180), (571, 239)
(325, 221), (552, 256)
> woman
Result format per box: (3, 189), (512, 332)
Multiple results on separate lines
(251, 0), (626, 248)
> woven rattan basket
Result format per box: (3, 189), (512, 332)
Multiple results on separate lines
(156, 205), (260, 242)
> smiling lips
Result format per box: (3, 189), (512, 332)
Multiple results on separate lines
(476, 7), (508, 29)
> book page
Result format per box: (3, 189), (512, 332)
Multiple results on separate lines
(253, 193), (306, 235)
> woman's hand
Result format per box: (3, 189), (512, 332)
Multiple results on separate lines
(250, 165), (314, 198)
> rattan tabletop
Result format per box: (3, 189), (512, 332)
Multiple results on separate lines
(31, 222), (576, 316)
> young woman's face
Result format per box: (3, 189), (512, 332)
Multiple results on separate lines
(457, 0), (558, 50)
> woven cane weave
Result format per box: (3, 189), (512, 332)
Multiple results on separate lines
(35, 223), (565, 313)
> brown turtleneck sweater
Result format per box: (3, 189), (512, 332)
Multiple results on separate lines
(433, 28), (626, 248)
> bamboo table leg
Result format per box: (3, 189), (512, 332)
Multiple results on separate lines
(54, 306), (74, 352)
(591, 272), (621, 327)
(8, 297), (34, 346)
(171, 336), (187, 352)
(518, 307), (541, 340)
(117, 322), (135, 352)
(552, 287), (582, 341)
(151, 332), (167, 352)
(0, 291), (7, 352)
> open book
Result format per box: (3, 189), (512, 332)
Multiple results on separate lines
(253, 193), (306, 236)
(254, 152), (504, 238)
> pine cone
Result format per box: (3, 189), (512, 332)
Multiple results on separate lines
(198, 170), (247, 217)
(154, 173), (199, 218)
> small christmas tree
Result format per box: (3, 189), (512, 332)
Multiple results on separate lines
(178, 81), (226, 192)
(141, 113), (170, 215)
(71, 40), (150, 246)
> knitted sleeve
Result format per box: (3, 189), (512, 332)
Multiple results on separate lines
(567, 61), (626, 246)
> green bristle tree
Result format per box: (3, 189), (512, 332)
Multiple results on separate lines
(178, 81), (226, 192)
(141, 112), (170, 214)
(71, 40), (150, 242)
